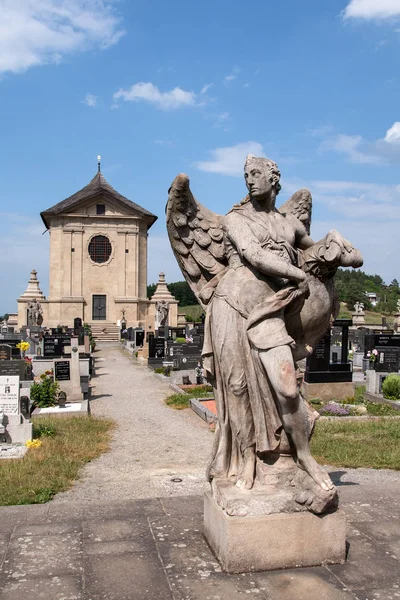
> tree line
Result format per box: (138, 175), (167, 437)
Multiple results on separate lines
(148, 270), (400, 314)
(334, 269), (399, 313)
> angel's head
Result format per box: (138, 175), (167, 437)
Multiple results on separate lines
(244, 155), (281, 204)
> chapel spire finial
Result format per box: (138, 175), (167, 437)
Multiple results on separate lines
(97, 154), (101, 173)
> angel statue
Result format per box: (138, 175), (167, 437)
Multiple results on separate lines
(167, 155), (363, 516)
(155, 300), (169, 330)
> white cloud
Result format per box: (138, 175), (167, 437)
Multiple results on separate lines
(113, 82), (196, 110)
(224, 67), (240, 82)
(343, 0), (400, 20)
(318, 123), (400, 164)
(320, 134), (382, 164)
(200, 83), (213, 94)
(0, 0), (124, 75)
(82, 93), (98, 107)
(384, 121), (400, 144)
(195, 142), (264, 176)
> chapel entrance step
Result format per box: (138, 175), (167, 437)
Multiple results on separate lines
(90, 323), (121, 342)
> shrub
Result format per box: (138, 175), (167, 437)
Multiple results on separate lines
(382, 375), (400, 400)
(30, 374), (59, 409)
(175, 337), (186, 344)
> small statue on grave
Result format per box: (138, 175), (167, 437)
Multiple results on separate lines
(167, 155), (363, 517)
(354, 301), (364, 314)
(155, 300), (169, 330)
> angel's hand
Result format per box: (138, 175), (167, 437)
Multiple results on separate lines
(325, 230), (353, 253)
(297, 276), (310, 299)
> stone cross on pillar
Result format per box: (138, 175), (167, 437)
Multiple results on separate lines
(64, 337), (82, 402)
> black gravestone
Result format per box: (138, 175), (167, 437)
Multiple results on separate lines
(135, 330), (144, 347)
(0, 344), (12, 361)
(74, 317), (82, 333)
(43, 334), (71, 357)
(306, 331), (330, 373)
(54, 360), (71, 381)
(374, 347), (400, 373)
(0, 360), (26, 379)
(0, 339), (23, 359)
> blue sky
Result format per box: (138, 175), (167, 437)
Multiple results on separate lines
(0, 0), (400, 313)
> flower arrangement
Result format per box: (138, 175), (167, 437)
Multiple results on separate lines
(16, 341), (30, 356)
(26, 439), (42, 449)
(367, 349), (379, 363)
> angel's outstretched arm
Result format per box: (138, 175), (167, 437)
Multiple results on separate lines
(226, 213), (306, 283)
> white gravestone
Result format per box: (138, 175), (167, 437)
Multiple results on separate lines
(0, 375), (32, 444)
(0, 376), (19, 414)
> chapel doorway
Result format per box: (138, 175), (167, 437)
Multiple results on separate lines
(92, 295), (107, 320)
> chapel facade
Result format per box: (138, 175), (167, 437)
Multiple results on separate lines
(26, 167), (157, 329)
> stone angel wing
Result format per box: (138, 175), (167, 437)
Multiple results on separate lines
(166, 174), (228, 309)
(278, 188), (312, 234)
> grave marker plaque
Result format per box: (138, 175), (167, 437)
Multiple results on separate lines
(54, 360), (71, 381)
(374, 346), (400, 373)
(0, 376), (19, 414)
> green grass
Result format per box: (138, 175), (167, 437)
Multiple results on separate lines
(165, 385), (213, 410)
(165, 393), (191, 409)
(311, 419), (400, 469)
(179, 305), (203, 321)
(0, 416), (114, 506)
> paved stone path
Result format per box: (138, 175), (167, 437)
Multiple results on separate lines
(52, 343), (212, 504)
(0, 344), (399, 599)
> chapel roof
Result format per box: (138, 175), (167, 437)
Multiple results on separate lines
(40, 171), (158, 230)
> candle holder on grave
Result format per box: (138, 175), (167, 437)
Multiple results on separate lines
(57, 391), (67, 408)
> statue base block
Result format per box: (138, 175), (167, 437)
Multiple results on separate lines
(204, 492), (346, 573)
(303, 381), (355, 401)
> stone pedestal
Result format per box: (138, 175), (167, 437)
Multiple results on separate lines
(204, 492), (346, 573)
(352, 312), (365, 325)
(302, 381), (355, 401)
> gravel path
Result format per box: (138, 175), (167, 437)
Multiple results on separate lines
(51, 343), (212, 504)
(51, 343), (400, 505)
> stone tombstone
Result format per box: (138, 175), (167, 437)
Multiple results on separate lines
(0, 344), (12, 361)
(0, 339), (23, 359)
(0, 360), (28, 380)
(166, 157), (364, 572)
(0, 376), (19, 414)
(135, 329), (145, 347)
(74, 317), (83, 332)
(62, 337), (82, 402)
(43, 334), (71, 357)
(54, 360), (71, 381)
(304, 330), (330, 379)
(374, 347), (400, 373)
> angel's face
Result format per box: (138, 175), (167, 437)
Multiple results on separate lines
(244, 165), (273, 201)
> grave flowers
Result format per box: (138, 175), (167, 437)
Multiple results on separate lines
(367, 349), (378, 364)
(26, 439), (42, 449)
(16, 341), (30, 358)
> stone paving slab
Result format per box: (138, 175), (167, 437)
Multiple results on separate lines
(1, 489), (400, 600)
